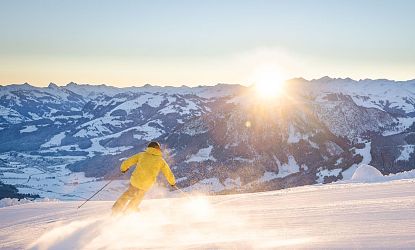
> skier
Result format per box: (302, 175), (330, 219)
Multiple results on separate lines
(112, 141), (176, 214)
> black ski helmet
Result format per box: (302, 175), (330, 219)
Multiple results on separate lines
(147, 141), (161, 149)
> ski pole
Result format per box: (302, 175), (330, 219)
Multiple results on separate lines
(173, 185), (192, 198)
(77, 173), (122, 209)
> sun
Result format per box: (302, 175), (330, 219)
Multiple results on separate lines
(252, 66), (286, 99)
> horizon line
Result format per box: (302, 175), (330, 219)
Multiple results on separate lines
(2, 76), (415, 89)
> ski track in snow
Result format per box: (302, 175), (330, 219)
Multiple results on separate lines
(1, 179), (415, 249)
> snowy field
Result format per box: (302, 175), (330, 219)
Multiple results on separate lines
(1, 178), (415, 249)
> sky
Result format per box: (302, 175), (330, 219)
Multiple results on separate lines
(1, 0), (414, 87)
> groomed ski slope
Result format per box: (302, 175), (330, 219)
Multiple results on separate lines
(1, 179), (415, 249)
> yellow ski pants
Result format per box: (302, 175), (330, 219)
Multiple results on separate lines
(112, 185), (146, 214)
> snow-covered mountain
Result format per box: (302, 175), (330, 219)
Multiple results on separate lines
(0, 77), (414, 199)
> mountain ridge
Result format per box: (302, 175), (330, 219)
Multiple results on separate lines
(3, 75), (415, 89)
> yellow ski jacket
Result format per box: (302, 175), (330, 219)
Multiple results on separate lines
(120, 147), (176, 191)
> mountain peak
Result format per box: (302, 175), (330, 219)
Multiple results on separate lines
(66, 82), (78, 87)
(311, 76), (357, 84)
(286, 77), (308, 84)
(48, 82), (59, 89)
(317, 76), (334, 82)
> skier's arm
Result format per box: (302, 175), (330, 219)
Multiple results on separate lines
(161, 160), (176, 186)
(120, 153), (141, 172)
